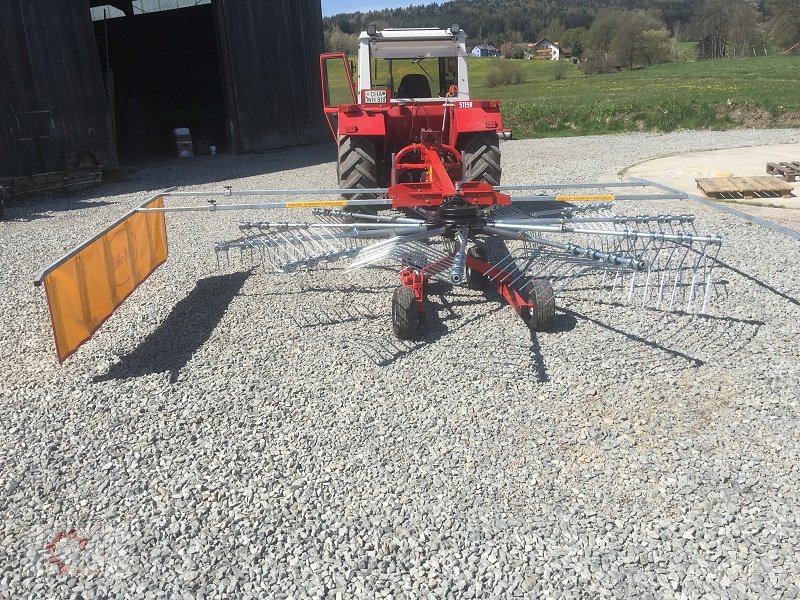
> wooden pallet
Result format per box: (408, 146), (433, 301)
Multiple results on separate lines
(766, 161), (800, 182)
(696, 176), (794, 200)
(0, 168), (102, 197)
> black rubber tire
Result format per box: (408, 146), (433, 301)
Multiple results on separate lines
(338, 135), (381, 209)
(461, 132), (502, 186)
(392, 285), (421, 339)
(521, 279), (556, 332)
(466, 245), (488, 290)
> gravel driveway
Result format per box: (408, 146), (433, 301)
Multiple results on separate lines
(2, 129), (799, 598)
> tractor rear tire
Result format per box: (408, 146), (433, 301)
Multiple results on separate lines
(338, 135), (381, 209)
(521, 279), (556, 332)
(461, 132), (502, 186)
(392, 285), (421, 339)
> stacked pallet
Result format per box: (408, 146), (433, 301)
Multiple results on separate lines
(696, 176), (794, 199)
(766, 161), (800, 182)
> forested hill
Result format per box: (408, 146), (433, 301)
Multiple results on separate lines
(323, 0), (695, 44)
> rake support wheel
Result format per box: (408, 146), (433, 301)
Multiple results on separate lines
(392, 285), (422, 339)
(522, 279), (556, 332)
(461, 132), (502, 186)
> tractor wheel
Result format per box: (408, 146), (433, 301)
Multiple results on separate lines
(338, 135), (380, 209)
(521, 279), (556, 332)
(392, 285), (421, 339)
(461, 132), (502, 186)
(466, 245), (488, 290)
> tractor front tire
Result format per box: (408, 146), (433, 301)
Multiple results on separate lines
(461, 132), (501, 186)
(392, 285), (421, 340)
(521, 279), (556, 332)
(338, 135), (380, 208)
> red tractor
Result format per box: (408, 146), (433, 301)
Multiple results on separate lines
(320, 25), (505, 204)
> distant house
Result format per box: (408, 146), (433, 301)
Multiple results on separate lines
(528, 39), (567, 60)
(471, 44), (499, 57)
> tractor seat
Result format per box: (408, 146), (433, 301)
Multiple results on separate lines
(396, 74), (432, 98)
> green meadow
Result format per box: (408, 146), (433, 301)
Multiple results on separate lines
(468, 54), (800, 138)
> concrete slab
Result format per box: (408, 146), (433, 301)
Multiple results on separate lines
(621, 142), (800, 229)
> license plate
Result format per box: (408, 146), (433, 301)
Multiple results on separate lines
(364, 89), (388, 104)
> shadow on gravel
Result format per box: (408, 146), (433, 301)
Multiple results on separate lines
(358, 280), (502, 366)
(565, 307), (706, 367)
(94, 271), (251, 383)
(563, 307), (764, 368)
(358, 280), (581, 368)
(716, 257), (800, 308)
(528, 312), (579, 383)
(6, 143), (336, 221)
(3, 199), (114, 222)
(290, 304), (380, 329)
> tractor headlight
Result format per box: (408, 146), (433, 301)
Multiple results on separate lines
(450, 23), (460, 34)
(367, 24), (378, 36)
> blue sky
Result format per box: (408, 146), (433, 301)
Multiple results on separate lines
(322, 1), (431, 17)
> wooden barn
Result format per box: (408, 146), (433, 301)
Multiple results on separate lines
(0, 0), (327, 191)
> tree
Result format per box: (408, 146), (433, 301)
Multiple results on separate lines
(639, 29), (672, 64)
(325, 27), (357, 54)
(585, 8), (622, 61)
(539, 19), (565, 42)
(692, 0), (765, 58)
(728, 1), (760, 56)
(610, 11), (669, 68)
(585, 9), (670, 68)
(559, 27), (587, 56)
(766, 0), (800, 47)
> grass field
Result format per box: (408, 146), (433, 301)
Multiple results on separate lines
(467, 54), (800, 138)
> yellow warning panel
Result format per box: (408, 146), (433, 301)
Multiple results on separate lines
(555, 194), (616, 202)
(285, 200), (348, 208)
(41, 196), (167, 362)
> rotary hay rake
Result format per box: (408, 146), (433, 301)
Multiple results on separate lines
(34, 140), (722, 362)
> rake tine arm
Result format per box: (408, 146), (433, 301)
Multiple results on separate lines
(527, 202), (612, 218)
(312, 208), (425, 225)
(347, 227), (447, 270)
(239, 221), (428, 232)
(492, 228), (648, 271)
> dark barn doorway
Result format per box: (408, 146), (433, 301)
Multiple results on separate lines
(93, 4), (227, 159)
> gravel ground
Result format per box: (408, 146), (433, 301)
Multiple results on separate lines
(2, 129), (800, 599)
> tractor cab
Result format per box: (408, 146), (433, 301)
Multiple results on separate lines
(357, 26), (470, 101)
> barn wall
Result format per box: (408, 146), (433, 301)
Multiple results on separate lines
(216, 0), (328, 153)
(0, 0), (117, 177)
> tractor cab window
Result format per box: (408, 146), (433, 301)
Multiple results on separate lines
(372, 57), (458, 98)
(368, 38), (461, 99)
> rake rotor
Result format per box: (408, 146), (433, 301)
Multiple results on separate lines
(213, 186), (722, 339)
